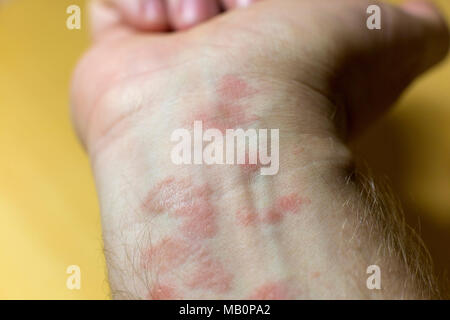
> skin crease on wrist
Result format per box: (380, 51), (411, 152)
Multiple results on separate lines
(72, 0), (450, 299)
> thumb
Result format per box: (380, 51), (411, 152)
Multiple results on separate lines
(400, 0), (450, 73)
(332, 0), (450, 138)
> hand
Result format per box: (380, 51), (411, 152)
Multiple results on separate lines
(71, 0), (449, 299)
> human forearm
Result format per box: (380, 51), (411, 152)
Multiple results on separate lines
(92, 83), (436, 299)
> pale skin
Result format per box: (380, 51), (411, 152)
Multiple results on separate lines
(71, 0), (450, 299)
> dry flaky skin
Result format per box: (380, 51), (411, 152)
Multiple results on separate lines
(71, 0), (449, 299)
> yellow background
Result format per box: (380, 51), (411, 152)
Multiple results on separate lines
(0, 0), (449, 299)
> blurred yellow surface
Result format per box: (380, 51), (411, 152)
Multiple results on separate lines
(354, 0), (450, 295)
(0, 0), (449, 299)
(0, 0), (109, 299)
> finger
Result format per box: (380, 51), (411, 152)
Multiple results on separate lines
(89, 0), (126, 41)
(331, 0), (450, 137)
(399, 0), (450, 74)
(221, 0), (260, 10)
(166, 0), (221, 30)
(109, 0), (170, 31)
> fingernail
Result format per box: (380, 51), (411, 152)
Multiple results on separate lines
(179, 0), (201, 25)
(402, 0), (441, 20)
(142, 0), (166, 21)
(235, 0), (254, 8)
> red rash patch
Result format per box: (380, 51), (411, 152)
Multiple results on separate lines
(177, 201), (217, 240)
(236, 193), (311, 226)
(142, 177), (234, 295)
(189, 74), (259, 132)
(239, 162), (260, 174)
(142, 177), (218, 240)
(218, 74), (257, 101)
(147, 283), (179, 300)
(263, 207), (284, 225)
(277, 193), (311, 213)
(239, 152), (261, 175)
(142, 177), (210, 213)
(262, 193), (310, 224)
(143, 237), (194, 273)
(195, 102), (259, 133)
(186, 255), (233, 294)
(248, 282), (290, 300)
(236, 209), (259, 227)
